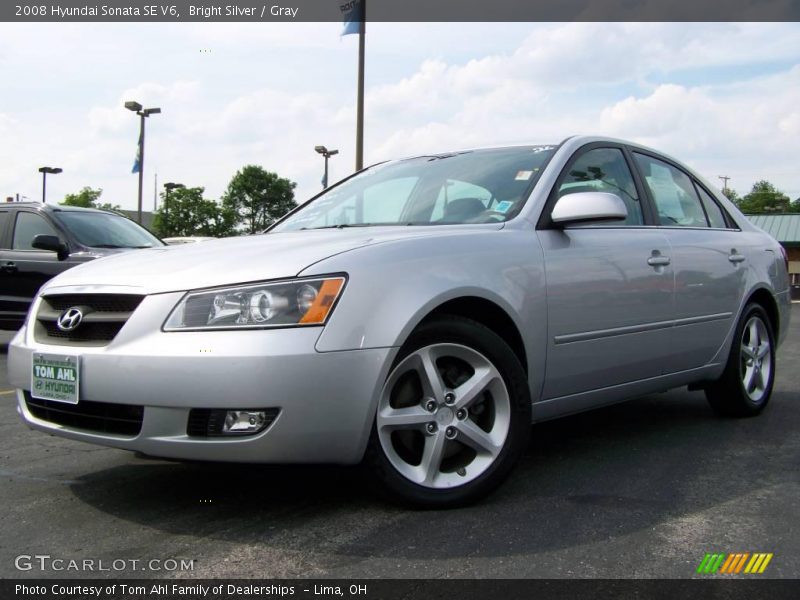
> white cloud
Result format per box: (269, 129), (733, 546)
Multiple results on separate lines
(1, 22), (799, 208)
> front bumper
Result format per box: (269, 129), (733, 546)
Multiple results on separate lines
(8, 291), (394, 464)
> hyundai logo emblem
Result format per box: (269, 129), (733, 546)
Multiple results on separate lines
(57, 307), (84, 332)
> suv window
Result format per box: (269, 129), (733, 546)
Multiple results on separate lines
(12, 212), (59, 250)
(557, 148), (643, 225)
(0, 210), (8, 246)
(633, 153), (709, 227)
(695, 184), (729, 229)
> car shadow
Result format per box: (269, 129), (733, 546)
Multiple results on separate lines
(67, 388), (794, 560)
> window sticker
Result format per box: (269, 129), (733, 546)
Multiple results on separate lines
(495, 200), (514, 213)
(515, 170), (534, 181)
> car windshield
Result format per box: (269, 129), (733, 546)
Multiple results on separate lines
(271, 146), (556, 232)
(53, 211), (163, 248)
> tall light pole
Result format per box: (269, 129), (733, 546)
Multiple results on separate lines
(38, 166), (63, 203)
(315, 146), (339, 189)
(355, 1), (365, 170)
(125, 101), (161, 225)
(163, 182), (184, 236)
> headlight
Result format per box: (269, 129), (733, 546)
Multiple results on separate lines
(163, 276), (346, 331)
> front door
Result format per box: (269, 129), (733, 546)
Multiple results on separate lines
(538, 146), (675, 399)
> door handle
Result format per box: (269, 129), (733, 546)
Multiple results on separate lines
(647, 255), (671, 267)
(728, 250), (746, 264)
(0, 261), (17, 273)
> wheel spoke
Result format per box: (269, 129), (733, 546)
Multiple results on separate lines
(420, 432), (447, 485)
(743, 365), (756, 393)
(756, 342), (770, 359)
(748, 320), (760, 347)
(456, 419), (501, 456)
(741, 343), (756, 359)
(379, 406), (432, 430)
(416, 347), (445, 403)
(454, 366), (499, 410)
(754, 365), (765, 392)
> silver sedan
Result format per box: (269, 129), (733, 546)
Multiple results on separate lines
(8, 136), (791, 506)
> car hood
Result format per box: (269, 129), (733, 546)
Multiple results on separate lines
(43, 226), (501, 295)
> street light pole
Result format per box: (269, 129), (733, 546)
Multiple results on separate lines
(38, 166), (63, 203)
(314, 146), (339, 189)
(125, 101), (161, 225)
(163, 182), (184, 236)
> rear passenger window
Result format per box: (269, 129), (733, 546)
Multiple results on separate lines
(12, 212), (58, 250)
(558, 148), (643, 225)
(695, 185), (729, 229)
(0, 210), (8, 246)
(633, 153), (709, 227)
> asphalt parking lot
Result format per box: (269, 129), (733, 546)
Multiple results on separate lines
(1, 307), (798, 580)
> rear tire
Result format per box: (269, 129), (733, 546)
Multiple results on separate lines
(365, 315), (531, 508)
(705, 303), (775, 417)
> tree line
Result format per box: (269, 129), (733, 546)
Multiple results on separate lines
(723, 180), (800, 214)
(60, 165), (297, 237)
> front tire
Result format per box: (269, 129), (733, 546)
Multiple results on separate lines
(365, 315), (531, 508)
(705, 303), (776, 417)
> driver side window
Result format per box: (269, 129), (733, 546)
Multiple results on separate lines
(12, 212), (58, 250)
(557, 147), (643, 225)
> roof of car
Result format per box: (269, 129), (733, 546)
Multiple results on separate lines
(2, 202), (123, 214)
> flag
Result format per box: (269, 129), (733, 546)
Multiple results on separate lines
(340, 0), (363, 36)
(131, 130), (142, 174)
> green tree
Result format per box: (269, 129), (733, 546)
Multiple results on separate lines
(735, 180), (791, 213)
(153, 186), (235, 238)
(222, 165), (297, 234)
(60, 186), (122, 212)
(721, 187), (740, 204)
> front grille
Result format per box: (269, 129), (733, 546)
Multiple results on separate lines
(43, 294), (143, 313)
(34, 293), (144, 346)
(187, 408), (280, 437)
(25, 392), (144, 436)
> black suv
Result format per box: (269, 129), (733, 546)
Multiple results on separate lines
(0, 202), (163, 330)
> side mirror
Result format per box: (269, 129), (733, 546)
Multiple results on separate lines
(32, 234), (70, 261)
(551, 192), (628, 225)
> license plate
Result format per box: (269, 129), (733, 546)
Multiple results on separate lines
(31, 353), (80, 404)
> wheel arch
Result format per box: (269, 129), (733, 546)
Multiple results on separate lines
(745, 287), (780, 337)
(413, 296), (528, 375)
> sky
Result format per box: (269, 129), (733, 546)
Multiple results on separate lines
(1, 22), (799, 211)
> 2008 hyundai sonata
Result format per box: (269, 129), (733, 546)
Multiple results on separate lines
(8, 136), (791, 506)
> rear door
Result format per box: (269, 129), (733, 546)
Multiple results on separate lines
(631, 151), (747, 372)
(0, 206), (15, 324)
(538, 144), (676, 399)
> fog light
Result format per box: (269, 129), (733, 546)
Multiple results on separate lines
(223, 410), (269, 434)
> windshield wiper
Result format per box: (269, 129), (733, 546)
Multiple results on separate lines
(301, 223), (376, 230)
(91, 244), (153, 249)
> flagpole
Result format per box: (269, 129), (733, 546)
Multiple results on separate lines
(355, 0), (365, 171)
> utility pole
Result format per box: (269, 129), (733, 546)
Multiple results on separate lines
(355, 1), (365, 171)
(718, 175), (731, 193)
